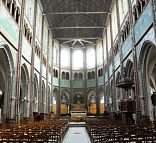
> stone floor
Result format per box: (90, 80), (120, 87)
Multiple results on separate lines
(62, 127), (91, 143)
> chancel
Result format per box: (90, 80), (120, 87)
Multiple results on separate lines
(0, 0), (156, 142)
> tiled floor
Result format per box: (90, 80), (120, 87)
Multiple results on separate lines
(62, 127), (91, 143)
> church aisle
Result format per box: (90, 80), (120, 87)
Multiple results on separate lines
(62, 127), (91, 143)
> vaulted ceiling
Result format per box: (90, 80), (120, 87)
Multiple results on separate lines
(40, 0), (112, 46)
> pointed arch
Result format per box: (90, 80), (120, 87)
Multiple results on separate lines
(0, 44), (15, 120)
(47, 86), (51, 114)
(98, 87), (104, 114)
(20, 63), (29, 118)
(87, 89), (96, 114)
(33, 74), (38, 112)
(53, 88), (59, 114)
(139, 40), (154, 115)
(61, 89), (70, 114)
(41, 81), (46, 113)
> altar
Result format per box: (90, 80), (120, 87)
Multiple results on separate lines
(70, 100), (87, 120)
(70, 110), (87, 120)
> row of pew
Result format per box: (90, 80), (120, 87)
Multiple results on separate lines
(86, 119), (156, 143)
(0, 119), (68, 142)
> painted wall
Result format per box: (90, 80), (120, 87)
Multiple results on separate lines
(53, 77), (59, 86)
(114, 52), (120, 69)
(60, 80), (70, 88)
(72, 80), (85, 88)
(0, 5), (19, 48)
(22, 36), (32, 63)
(134, 1), (153, 44)
(87, 79), (96, 87)
(122, 34), (132, 60)
(98, 76), (104, 86)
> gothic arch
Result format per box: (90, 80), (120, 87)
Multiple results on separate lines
(0, 44), (15, 121)
(20, 63), (29, 118)
(53, 88), (59, 114)
(139, 40), (156, 119)
(79, 72), (83, 80)
(47, 86), (51, 114)
(108, 80), (113, 112)
(98, 87), (104, 114)
(74, 72), (78, 80)
(61, 89), (70, 114)
(41, 81), (46, 113)
(116, 71), (121, 110)
(62, 71), (65, 79)
(61, 89), (70, 104)
(87, 89), (96, 114)
(66, 72), (69, 80)
(73, 91), (84, 104)
(33, 74), (38, 112)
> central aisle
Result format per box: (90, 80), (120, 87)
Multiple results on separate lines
(62, 127), (91, 143)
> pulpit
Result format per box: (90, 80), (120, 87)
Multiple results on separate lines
(119, 100), (136, 113)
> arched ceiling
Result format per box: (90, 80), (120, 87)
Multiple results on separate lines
(40, 0), (112, 46)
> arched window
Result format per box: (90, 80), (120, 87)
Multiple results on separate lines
(101, 68), (103, 76)
(16, 7), (20, 24)
(79, 73), (83, 80)
(56, 70), (58, 78)
(123, 27), (126, 40)
(86, 48), (95, 68)
(133, 7), (138, 23)
(141, 0), (146, 8)
(29, 33), (32, 44)
(72, 49), (84, 69)
(74, 73), (79, 80)
(24, 24), (28, 37)
(61, 48), (70, 68)
(11, 2), (16, 17)
(62, 71), (65, 79)
(53, 69), (55, 77)
(121, 33), (124, 43)
(27, 29), (30, 40)
(66, 72), (69, 80)
(98, 69), (100, 77)
(7, 0), (12, 11)
(91, 71), (95, 79)
(127, 21), (130, 33)
(88, 72), (91, 79)
(137, 0), (142, 16)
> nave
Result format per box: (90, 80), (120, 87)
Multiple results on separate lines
(0, 117), (156, 142)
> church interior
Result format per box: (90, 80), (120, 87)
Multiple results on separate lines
(0, 0), (156, 142)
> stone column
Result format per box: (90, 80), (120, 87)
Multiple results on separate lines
(29, 0), (37, 120)
(38, 14), (45, 114)
(15, 0), (25, 125)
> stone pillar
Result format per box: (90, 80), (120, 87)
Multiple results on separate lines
(15, 0), (25, 125)
(70, 47), (73, 112)
(38, 14), (45, 114)
(50, 40), (54, 117)
(128, 0), (141, 123)
(58, 44), (61, 118)
(46, 29), (50, 116)
(29, 0), (37, 121)
(83, 46), (87, 110)
(95, 41), (99, 115)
